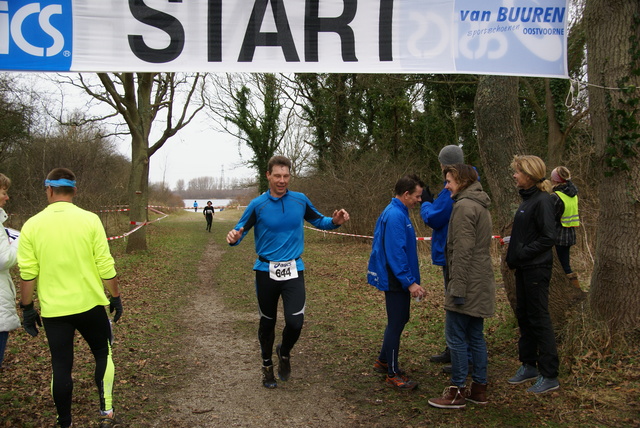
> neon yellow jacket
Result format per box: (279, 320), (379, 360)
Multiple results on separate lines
(17, 202), (116, 317)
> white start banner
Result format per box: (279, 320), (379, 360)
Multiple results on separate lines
(0, 0), (569, 77)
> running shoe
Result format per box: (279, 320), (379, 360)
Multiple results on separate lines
(373, 359), (388, 374)
(98, 412), (123, 427)
(386, 374), (418, 390)
(276, 344), (291, 381)
(262, 365), (278, 389)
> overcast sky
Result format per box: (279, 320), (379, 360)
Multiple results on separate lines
(125, 118), (256, 190)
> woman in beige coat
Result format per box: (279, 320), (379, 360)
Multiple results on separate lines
(429, 164), (495, 409)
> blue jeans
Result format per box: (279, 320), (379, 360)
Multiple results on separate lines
(378, 290), (411, 376)
(0, 331), (8, 368)
(445, 310), (487, 387)
(443, 266), (473, 364)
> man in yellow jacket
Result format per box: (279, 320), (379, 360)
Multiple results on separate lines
(18, 168), (123, 428)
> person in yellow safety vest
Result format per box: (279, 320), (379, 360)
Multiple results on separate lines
(550, 166), (580, 289)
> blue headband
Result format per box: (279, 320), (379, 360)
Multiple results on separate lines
(45, 179), (76, 188)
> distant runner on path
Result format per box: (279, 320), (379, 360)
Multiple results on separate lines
(203, 201), (214, 232)
(226, 155), (350, 389)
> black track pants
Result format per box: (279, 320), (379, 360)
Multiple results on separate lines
(255, 270), (305, 360)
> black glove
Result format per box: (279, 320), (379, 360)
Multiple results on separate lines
(421, 186), (434, 204)
(21, 303), (42, 337)
(109, 296), (123, 323)
(453, 296), (465, 305)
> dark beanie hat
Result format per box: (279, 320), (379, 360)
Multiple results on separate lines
(438, 145), (464, 165)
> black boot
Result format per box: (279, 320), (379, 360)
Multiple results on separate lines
(429, 347), (451, 363)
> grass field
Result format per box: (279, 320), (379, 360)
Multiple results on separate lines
(1, 209), (637, 427)
(208, 209), (640, 427)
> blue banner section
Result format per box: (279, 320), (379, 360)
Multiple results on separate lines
(0, 0), (73, 71)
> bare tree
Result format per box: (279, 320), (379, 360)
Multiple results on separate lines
(0, 74), (33, 166)
(188, 176), (217, 194)
(280, 116), (315, 177)
(63, 72), (206, 252)
(175, 179), (185, 194)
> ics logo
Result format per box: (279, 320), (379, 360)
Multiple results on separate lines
(0, 0), (72, 71)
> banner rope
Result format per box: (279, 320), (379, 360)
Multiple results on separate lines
(303, 226), (505, 245)
(106, 206), (169, 241)
(566, 77), (635, 108)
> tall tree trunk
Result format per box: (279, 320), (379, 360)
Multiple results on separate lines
(126, 133), (149, 252)
(475, 76), (586, 327)
(545, 79), (566, 166)
(474, 76), (526, 229)
(585, 0), (640, 332)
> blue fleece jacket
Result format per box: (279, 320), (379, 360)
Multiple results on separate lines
(420, 185), (454, 266)
(367, 198), (420, 291)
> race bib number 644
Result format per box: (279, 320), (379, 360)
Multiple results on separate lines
(269, 260), (299, 281)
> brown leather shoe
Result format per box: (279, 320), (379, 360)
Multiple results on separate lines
(428, 385), (466, 409)
(466, 381), (488, 404)
(567, 272), (581, 289)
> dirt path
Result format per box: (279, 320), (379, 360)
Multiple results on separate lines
(152, 237), (357, 427)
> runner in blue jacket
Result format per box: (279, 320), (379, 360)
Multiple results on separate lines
(227, 156), (350, 389)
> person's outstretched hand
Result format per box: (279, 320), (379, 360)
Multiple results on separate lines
(331, 209), (350, 225)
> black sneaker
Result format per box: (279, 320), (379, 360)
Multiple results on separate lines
(429, 347), (451, 364)
(262, 365), (278, 389)
(276, 344), (291, 381)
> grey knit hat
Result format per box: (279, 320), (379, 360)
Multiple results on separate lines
(438, 145), (464, 165)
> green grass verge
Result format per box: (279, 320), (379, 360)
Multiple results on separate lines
(213, 211), (639, 427)
(1, 209), (638, 427)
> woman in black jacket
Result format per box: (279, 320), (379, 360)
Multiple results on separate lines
(505, 155), (559, 394)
